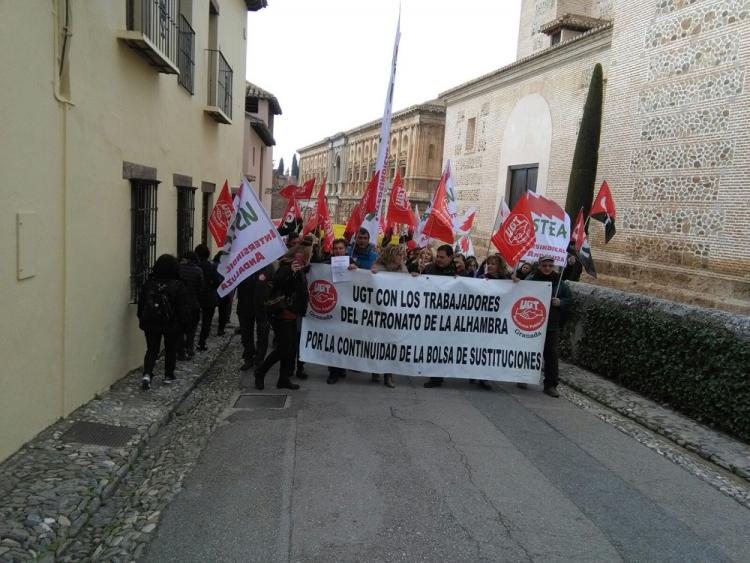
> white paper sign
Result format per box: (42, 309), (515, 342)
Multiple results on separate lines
(300, 265), (552, 383)
(330, 256), (352, 283)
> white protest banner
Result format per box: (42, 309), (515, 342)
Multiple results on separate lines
(217, 179), (287, 297)
(300, 264), (552, 383)
(522, 192), (571, 267)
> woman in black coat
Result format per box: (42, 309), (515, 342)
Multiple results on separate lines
(255, 245), (310, 390)
(137, 254), (191, 390)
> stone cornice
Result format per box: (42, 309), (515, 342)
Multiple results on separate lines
(439, 23), (612, 105)
(297, 101), (445, 154)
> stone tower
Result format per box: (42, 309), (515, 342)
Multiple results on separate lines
(516, 0), (614, 59)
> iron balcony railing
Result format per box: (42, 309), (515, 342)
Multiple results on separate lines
(207, 49), (233, 120)
(177, 14), (195, 93)
(125, 0), (179, 71)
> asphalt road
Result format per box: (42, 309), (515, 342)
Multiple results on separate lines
(142, 360), (750, 562)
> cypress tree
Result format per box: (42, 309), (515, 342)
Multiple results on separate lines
(291, 154), (299, 179)
(276, 157), (285, 176)
(565, 63), (604, 223)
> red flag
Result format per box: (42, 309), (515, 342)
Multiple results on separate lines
(421, 169), (454, 244)
(385, 171), (418, 229)
(571, 208), (586, 253)
(303, 177), (327, 236)
(491, 194), (536, 269)
(279, 178), (315, 200)
(343, 171), (380, 239)
(306, 179), (334, 252)
(590, 180), (617, 243)
(208, 180), (234, 246)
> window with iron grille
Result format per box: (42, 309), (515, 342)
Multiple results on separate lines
(130, 180), (159, 303)
(201, 191), (213, 246)
(177, 186), (196, 257)
(177, 14), (195, 94)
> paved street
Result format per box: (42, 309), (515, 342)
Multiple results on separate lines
(139, 344), (750, 563)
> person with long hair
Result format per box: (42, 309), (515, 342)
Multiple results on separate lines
(370, 245), (409, 389)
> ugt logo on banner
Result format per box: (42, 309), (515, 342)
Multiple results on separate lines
(511, 297), (547, 334)
(308, 280), (337, 316)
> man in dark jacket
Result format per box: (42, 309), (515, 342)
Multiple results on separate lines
(195, 244), (222, 351)
(138, 254), (191, 390)
(237, 264), (273, 371)
(529, 255), (572, 397)
(423, 244), (456, 389)
(178, 252), (204, 360)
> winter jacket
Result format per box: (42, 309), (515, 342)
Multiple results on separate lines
(197, 259), (222, 308)
(236, 265), (274, 320)
(424, 262), (455, 276)
(271, 261), (309, 319)
(137, 277), (191, 333)
(348, 244), (379, 270)
(529, 270), (572, 332)
(371, 262), (408, 273)
(179, 261), (204, 312)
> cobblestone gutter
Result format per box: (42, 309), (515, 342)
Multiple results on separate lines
(0, 332), (235, 562)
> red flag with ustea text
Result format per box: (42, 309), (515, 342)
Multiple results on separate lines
(279, 178), (315, 200)
(421, 169), (454, 244)
(208, 180), (234, 246)
(590, 180), (617, 243)
(491, 194), (536, 268)
(385, 171), (418, 228)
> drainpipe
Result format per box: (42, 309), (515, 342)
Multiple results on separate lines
(52, 0), (74, 417)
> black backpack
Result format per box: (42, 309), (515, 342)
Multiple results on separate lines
(141, 281), (175, 324)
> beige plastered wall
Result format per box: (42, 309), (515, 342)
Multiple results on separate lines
(0, 0), (247, 462)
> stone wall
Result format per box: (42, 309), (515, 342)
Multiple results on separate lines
(442, 29), (612, 251)
(595, 0), (750, 301)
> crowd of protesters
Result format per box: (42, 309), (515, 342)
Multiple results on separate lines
(137, 227), (573, 398)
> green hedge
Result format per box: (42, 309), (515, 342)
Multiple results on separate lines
(561, 286), (750, 443)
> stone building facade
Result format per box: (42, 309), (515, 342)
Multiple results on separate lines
(440, 0), (750, 312)
(297, 102), (446, 223)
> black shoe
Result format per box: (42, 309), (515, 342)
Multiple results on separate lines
(516, 382), (528, 389)
(240, 360), (254, 371)
(164, 374), (176, 384)
(254, 377), (264, 391)
(141, 374), (151, 390)
(543, 386), (560, 398)
(423, 380), (442, 388)
(277, 380), (300, 390)
(478, 380), (492, 391)
(371, 374), (380, 383)
(326, 374), (339, 385)
(296, 370), (308, 380)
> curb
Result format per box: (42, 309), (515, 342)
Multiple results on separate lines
(0, 333), (236, 561)
(560, 362), (750, 484)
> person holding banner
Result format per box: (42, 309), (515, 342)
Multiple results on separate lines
(423, 245), (456, 389)
(370, 245), (410, 389)
(325, 239), (351, 385)
(348, 228), (379, 270)
(254, 246), (310, 391)
(529, 256), (572, 398)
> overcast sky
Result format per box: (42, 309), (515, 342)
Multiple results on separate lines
(246, 0), (522, 171)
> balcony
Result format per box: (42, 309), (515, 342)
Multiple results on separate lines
(119, 0), (180, 74)
(205, 49), (233, 124)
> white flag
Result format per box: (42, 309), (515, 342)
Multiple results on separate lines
(217, 179), (287, 297)
(361, 11), (401, 241)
